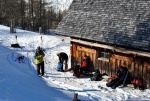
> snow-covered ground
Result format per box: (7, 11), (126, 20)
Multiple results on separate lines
(0, 25), (150, 101)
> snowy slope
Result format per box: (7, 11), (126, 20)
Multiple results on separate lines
(0, 25), (150, 101)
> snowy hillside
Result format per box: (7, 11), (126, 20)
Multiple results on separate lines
(0, 25), (150, 101)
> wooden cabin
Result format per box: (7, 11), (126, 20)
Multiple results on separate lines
(52, 0), (150, 87)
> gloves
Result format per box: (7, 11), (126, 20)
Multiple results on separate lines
(40, 55), (45, 58)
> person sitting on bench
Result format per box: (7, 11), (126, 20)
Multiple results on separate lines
(79, 55), (89, 74)
(72, 55), (89, 78)
(106, 66), (128, 89)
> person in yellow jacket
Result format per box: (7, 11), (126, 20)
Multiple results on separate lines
(35, 46), (45, 76)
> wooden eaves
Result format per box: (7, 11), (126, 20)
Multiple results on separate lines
(56, 35), (150, 58)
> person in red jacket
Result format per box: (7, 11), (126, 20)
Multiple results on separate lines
(64, 55), (89, 78)
(79, 55), (88, 74)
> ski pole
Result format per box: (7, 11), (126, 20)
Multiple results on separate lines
(40, 36), (43, 48)
(15, 35), (18, 43)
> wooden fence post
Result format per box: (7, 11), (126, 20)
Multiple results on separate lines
(73, 93), (78, 101)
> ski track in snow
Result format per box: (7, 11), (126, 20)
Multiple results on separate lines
(42, 71), (121, 100)
(6, 52), (36, 77)
(42, 75), (99, 101)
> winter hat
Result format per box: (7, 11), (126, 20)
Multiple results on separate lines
(37, 46), (41, 51)
(119, 66), (124, 69)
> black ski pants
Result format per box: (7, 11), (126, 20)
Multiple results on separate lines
(37, 62), (45, 76)
(79, 67), (87, 74)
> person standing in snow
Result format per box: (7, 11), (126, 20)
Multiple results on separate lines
(35, 46), (45, 76)
(56, 52), (68, 72)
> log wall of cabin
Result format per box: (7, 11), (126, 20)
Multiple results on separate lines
(71, 42), (150, 87)
(98, 50), (150, 87)
(71, 42), (96, 71)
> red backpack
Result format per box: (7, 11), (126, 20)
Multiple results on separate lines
(132, 77), (144, 90)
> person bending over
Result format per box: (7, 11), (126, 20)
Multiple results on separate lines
(57, 52), (68, 71)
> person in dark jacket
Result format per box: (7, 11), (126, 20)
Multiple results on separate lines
(106, 66), (128, 89)
(57, 52), (68, 71)
(35, 46), (45, 76)
(91, 69), (102, 81)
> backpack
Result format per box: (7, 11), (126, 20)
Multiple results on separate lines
(73, 65), (82, 78)
(57, 62), (62, 71)
(91, 69), (102, 81)
(132, 77), (144, 90)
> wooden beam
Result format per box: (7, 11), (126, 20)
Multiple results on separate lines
(56, 36), (150, 57)
(73, 93), (78, 101)
(77, 46), (96, 53)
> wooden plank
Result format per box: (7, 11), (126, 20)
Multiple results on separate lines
(71, 43), (76, 68)
(100, 60), (103, 73)
(70, 43), (74, 68)
(95, 50), (99, 68)
(144, 64), (148, 82)
(133, 62), (136, 77)
(110, 62), (113, 76)
(72, 43), (77, 58)
(112, 54), (133, 61)
(78, 50), (81, 64)
(91, 53), (95, 71)
(106, 61), (109, 75)
(56, 36), (150, 57)
(110, 58), (115, 74)
(77, 45), (96, 54)
(135, 63), (139, 77)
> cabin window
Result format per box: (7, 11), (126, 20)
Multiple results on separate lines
(98, 48), (110, 62)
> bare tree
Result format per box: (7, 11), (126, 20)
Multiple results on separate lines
(0, 0), (67, 32)
(20, 0), (26, 29)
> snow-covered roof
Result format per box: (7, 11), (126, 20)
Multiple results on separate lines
(53, 0), (150, 52)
